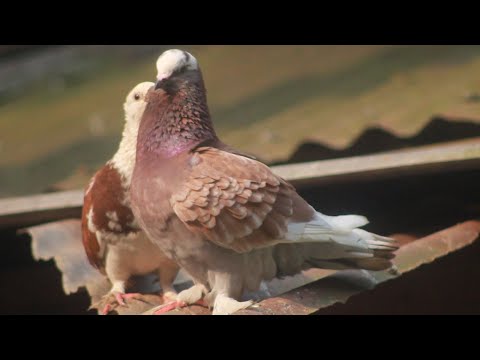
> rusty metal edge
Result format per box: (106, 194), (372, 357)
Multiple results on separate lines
(159, 220), (479, 315)
(233, 220), (480, 315)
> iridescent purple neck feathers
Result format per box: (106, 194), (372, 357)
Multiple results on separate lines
(137, 70), (217, 158)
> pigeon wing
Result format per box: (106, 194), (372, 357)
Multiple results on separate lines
(81, 173), (104, 270)
(171, 147), (301, 253)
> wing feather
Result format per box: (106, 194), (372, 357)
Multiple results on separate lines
(171, 147), (306, 253)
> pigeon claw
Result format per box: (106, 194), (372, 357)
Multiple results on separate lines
(96, 292), (144, 315)
(114, 292), (142, 306)
(152, 299), (207, 315)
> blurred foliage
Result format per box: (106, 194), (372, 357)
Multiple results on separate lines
(1, 45), (480, 197)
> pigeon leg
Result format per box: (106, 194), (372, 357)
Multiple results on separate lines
(207, 272), (254, 314)
(161, 291), (177, 303)
(91, 281), (149, 315)
(152, 284), (208, 315)
(212, 294), (253, 315)
(96, 292), (148, 315)
(176, 283), (208, 304)
(158, 265), (179, 302)
(151, 299), (207, 314)
(113, 292), (144, 306)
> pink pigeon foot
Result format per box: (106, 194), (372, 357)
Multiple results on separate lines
(101, 304), (112, 315)
(161, 291), (178, 303)
(97, 292), (144, 315)
(114, 292), (142, 306)
(153, 299), (207, 315)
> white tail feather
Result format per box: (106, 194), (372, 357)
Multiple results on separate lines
(318, 213), (369, 230)
(352, 229), (398, 251)
(284, 211), (398, 260)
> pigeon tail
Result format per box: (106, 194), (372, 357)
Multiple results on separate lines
(283, 211), (398, 272)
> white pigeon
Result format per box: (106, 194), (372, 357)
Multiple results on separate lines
(81, 82), (181, 314)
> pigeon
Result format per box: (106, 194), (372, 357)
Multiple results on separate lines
(130, 50), (399, 315)
(81, 82), (180, 314)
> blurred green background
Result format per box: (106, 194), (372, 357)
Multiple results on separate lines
(1, 45), (480, 198)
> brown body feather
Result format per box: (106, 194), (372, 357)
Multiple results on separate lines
(171, 146), (312, 253)
(81, 164), (139, 271)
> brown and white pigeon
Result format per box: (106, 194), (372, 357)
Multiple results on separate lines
(130, 50), (399, 315)
(81, 82), (180, 314)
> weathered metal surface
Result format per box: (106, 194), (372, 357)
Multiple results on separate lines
(25, 219), (104, 295)
(2, 138), (480, 230)
(393, 220), (480, 273)
(23, 218), (335, 314)
(161, 220), (479, 315)
(21, 218), (480, 315)
(139, 268), (337, 315)
(233, 220), (480, 315)
(235, 270), (378, 315)
(23, 218), (192, 315)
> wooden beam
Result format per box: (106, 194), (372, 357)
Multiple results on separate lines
(273, 137), (480, 187)
(0, 190), (83, 229)
(1, 138), (480, 229)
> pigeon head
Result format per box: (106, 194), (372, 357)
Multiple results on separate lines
(111, 81), (154, 183)
(123, 81), (154, 128)
(137, 49), (217, 158)
(155, 49), (198, 84)
(153, 49), (204, 96)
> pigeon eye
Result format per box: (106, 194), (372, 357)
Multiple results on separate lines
(134, 93), (140, 100)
